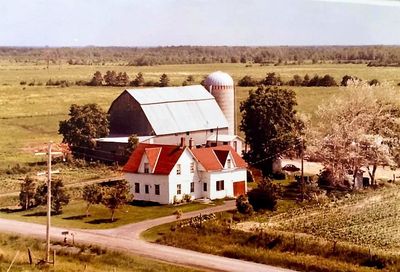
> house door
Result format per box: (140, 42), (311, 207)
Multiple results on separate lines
(233, 181), (245, 197)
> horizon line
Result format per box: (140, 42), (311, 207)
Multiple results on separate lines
(0, 44), (400, 49)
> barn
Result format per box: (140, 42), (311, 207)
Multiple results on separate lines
(94, 71), (246, 164)
(108, 85), (229, 146)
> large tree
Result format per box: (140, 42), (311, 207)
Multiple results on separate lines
(35, 179), (70, 214)
(59, 104), (109, 149)
(310, 83), (400, 187)
(240, 86), (304, 176)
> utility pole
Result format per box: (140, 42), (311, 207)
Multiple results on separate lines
(35, 142), (62, 263)
(300, 137), (305, 201)
(46, 142), (52, 262)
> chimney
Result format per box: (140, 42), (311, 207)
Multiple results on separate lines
(189, 138), (194, 149)
(180, 137), (185, 148)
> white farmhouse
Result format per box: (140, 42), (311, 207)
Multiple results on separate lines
(123, 141), (247, 204)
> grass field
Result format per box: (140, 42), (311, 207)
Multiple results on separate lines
(2, 62), (400, 167)
(0, 233), (201, 272)
(0, 199), (215, 229)
(1, 62), (400, 203)
(143, 185), (400, 272)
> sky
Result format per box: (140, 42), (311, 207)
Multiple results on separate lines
(0, 0), (399, 47)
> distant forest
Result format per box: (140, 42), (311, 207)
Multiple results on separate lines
(1, 46), (400, 66)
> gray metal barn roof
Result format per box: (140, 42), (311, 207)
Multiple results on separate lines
(125, 85), (228, 136)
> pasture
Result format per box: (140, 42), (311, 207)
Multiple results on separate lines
(0, 62), (399, 194)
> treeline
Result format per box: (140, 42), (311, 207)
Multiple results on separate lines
(238, 73), (380, 87)
(2, 46), (400, 66)
(87, 71), (172, 87)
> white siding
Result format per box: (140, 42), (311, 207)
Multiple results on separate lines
(152, 128), (229, 147)
(124, 173), (170, 204)
(167, 149), (200, 203)
(208, 169), (247, 199)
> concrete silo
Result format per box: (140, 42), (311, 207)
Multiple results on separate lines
(204, 71), (235, 135)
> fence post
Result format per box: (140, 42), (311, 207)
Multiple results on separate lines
(28, 248), (33, 265)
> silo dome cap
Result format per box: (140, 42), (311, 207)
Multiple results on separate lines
(205, 71), (234, 87)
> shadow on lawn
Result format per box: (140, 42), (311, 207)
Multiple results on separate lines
(130, 200), (161, 207)
(87, 218), (118, 224)
(24, 211), (63, 217)
(0, 207), (23, 213)
(63, 214), (87, 220)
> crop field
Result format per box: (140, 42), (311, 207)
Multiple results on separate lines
(238, 184), (400, 253)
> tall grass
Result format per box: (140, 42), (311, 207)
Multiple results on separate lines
(154, 218), (399, 272)
(0, 233), (200, 272)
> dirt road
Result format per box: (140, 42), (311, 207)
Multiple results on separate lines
(0, 201), (294, 272)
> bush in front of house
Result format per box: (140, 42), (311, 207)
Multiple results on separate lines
(248, 178), (280, 211)
(236, 195), (253, 215)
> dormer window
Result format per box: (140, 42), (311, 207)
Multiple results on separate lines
(144, 163), (150, 173)
(227, 159), (232, 169)
(176, 164), (181, 175)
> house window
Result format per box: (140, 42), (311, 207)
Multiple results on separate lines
(190, 182), (195, 193)
(227, 159), (232, 169)
(210, 128), (214, 133)
(216, 180), (224, 191)
(203, 182), (207, 192)
(145, 184), (149, 194)
(176, 164), (181, 175)
(144, 163), (149, 173)
(177, 184), (181, 195)
(155, 184), (160, 195)
(186, 131), (190, 136)
(223, 141), (228, 145)
(190, 162), (195, 173)
(134, 183), (140, 193)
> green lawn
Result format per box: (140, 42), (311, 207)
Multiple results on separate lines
(0, 200), (218, 229)
(0, 233), (202, 272)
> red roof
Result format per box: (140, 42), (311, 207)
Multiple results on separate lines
(123, 143), (185, 175)
(191, 148), (222, 171)
(192, 145), (247, 171)
(123, 143), (247, 175)
(145, 147), (161, 171)
(212, 145), (247, 168)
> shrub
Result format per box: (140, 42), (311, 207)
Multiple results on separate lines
(238, 75), (258, 87)
(19, 80), (27, 85)
(236, 195), (253, 215)
(183, 194), (192, 203)
(263, 72), (283, 86)
(317, 168), (336, 187)
(341, 75), (361, 86)
(6, 164), (30, 175)
(368, 79), (380, 86)
(287, 74), (303, 86)
(248, 178), (280, 211)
